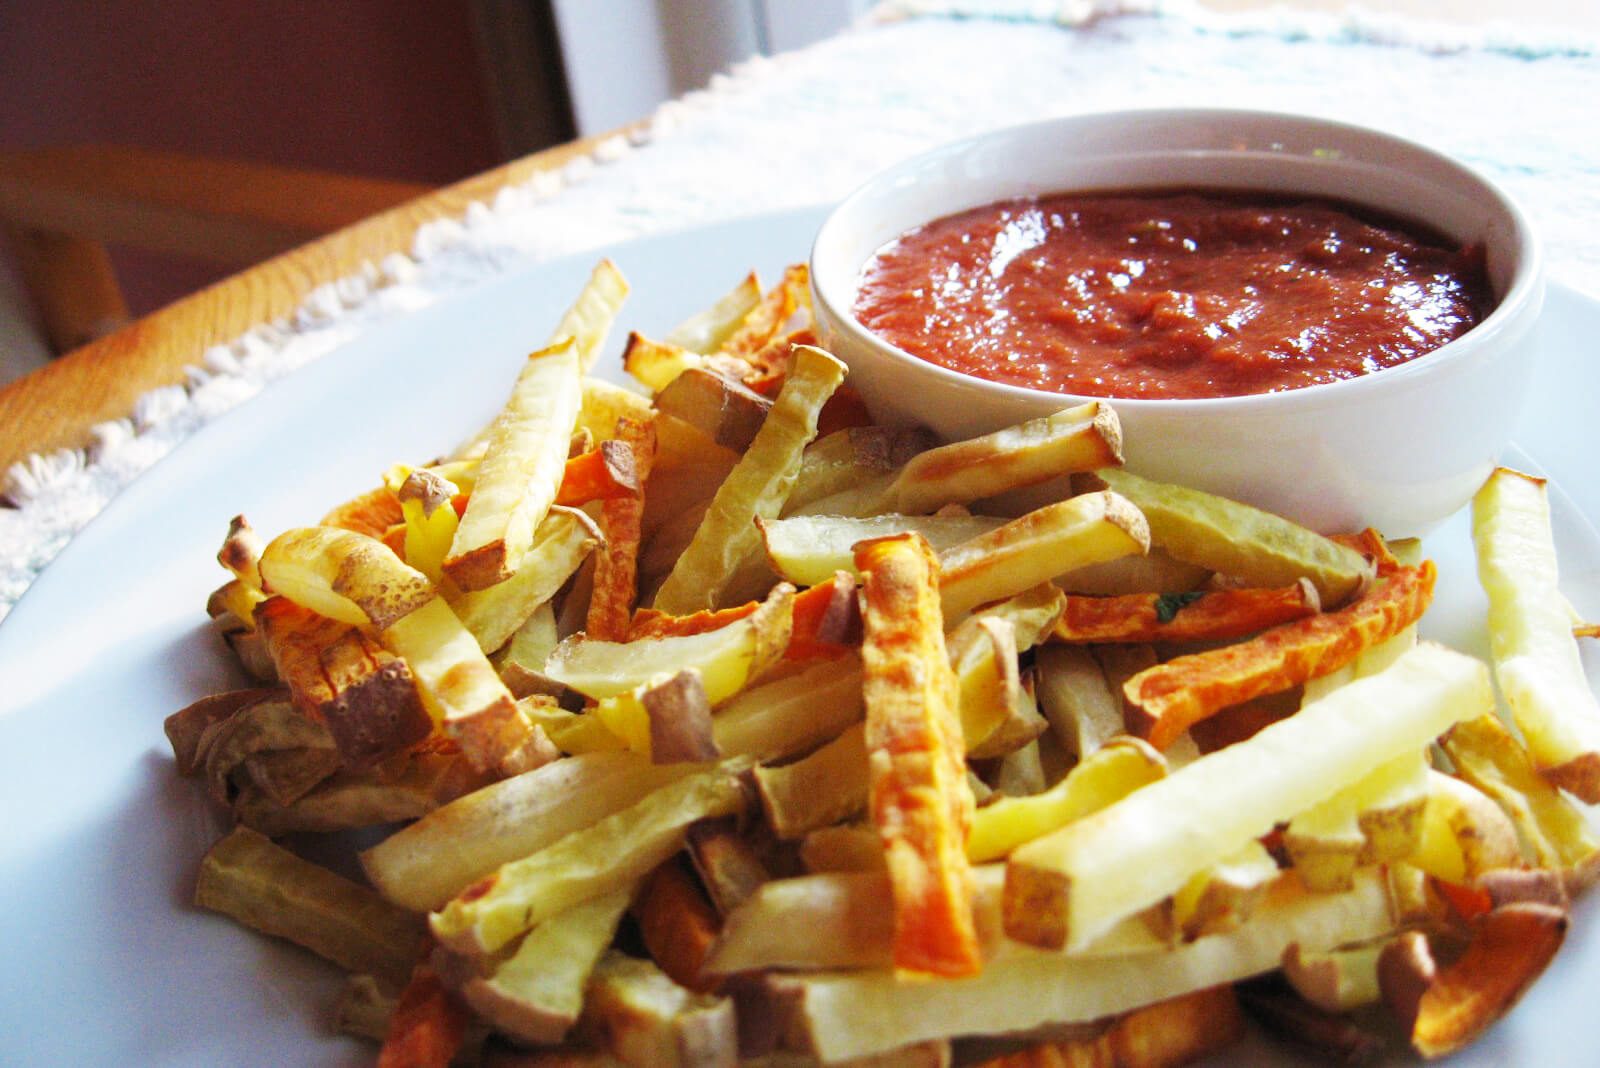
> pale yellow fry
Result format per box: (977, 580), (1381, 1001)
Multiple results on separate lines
(1473, 466), (1600, 802)
(967, 738), (1167, 863)
(448, 507), (600, 654)
(886, 402), (1122, 515)
(939, 491), (1149, 621)
(652, 345), (846, 613)
(664, 271), (762, 354)
(445, 339), (582, 591)
(549, 258), (630, 375)
(429, 761), (748, 955)
(758, 512), (1003, 587)
(1004, 642), (1490, 951)
(259, 526), (434, 629)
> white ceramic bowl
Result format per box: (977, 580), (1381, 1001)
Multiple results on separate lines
(811, 109), (1544, 536)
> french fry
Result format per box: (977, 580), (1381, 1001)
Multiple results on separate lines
(939, 492), (1150, 621)
(165, 688), (281, 776)
(652, 346), (846, 612)
(1166, 839), (1279, 943)
(1380, 903), (1567, 1059)
(378, 963), (470, 1068)
(449, 507), (602, 654)
(784, 425), (938, 516)
(668, 272), (763, 354)
(391, 468), (461, 584)
(259, 526), (435, 629)
(972, 986), (1245, 1068)
(966, 738), (1166, 863)
(1090, 467), (1370, 606)
(580, 951), (738, 1068)
(1123, 561), (1436, 751)
(885, 403), (1123, 515)
(218, 514), (266, 589)
(254, 596), (432, 766)
(1282, 941), (1385, 1013)
(233, 750), (484, 837)
(429, 761), (750, 956)
(757, 513), (1004, 588)
(635, 861), (722, 993)
(362, 751), (693, 912)
(458, 886), (633, 1046)
(856, 533), (981, 978)
(555, 442), (641, 507)
(755, 722), (869, 840)
(1004, 643), (1490, 952)
(654, 367), (773, 451)
(549, 583), (793, 729)
(196, 826), (424, 989)
(445, 339), (583, 591)
(1473, 466), (1600, 802)
(1054, 547), (1212, 597)
(801, 824), (887, 875)
(193, 692), (339, 806)
(1282, 749), (1430, 892)
(685, 819), (772, 917)
(1443, 712), (1600, 883)
(1409, 770), (1523, 886)
(792, 869), (1396, 1064)
(1051, 580), (1320, 645)
(588, 416), (657, 641)
(322, 485), (406, 539)
(712, 655), (865, 764)
(719, 263), (806, 361)
(1032, 645), (1123, 760)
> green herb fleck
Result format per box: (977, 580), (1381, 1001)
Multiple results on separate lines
(1153, 591), (1206, 623)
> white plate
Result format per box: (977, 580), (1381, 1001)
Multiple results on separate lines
(0, 207), (1595, 1066)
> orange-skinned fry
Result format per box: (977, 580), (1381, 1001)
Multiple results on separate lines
(1126, 561), (1436, 750)
(1051, 580), (1320, 645)
(856, 532), (981, 978)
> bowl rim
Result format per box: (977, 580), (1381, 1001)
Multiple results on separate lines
(809, 106), (1545, 416)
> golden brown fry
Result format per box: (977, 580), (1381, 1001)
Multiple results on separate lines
(856, 533), (980, 978)
(196, 827), (424, 989)
(1125, 562), (1435, 751)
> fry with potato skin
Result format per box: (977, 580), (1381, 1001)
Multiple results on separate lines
(1473, 466), (1600, 802)
(445, 338), (583, 591)
(856, 532), (981, 978)
(1125, 561), (1435, 751)
(652, 345), (845, 612)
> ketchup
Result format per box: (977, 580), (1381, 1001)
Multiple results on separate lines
(854, 192), (1492, 400)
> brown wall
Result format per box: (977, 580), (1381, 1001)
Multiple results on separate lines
(0, 0), (506, 313)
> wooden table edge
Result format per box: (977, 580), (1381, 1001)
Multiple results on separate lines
(0, 128), (634, 476)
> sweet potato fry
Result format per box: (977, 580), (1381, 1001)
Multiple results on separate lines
(1381, 903), (1567, 1059)
(378, 962), (470, 1068)
(856, 533), (981, 978)
(587, 416), (657, 641)
(1051, 580), (1319, 645)
(556, 440), (641, 507)
(1125, 562), (1435, 751)
(635, 860), (723, 993)
(322, 485), (405, 540)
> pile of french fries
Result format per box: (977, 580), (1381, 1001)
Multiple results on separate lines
(170, 259), (1600, 1067)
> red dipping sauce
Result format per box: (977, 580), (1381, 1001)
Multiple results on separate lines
(854, 192), (1493, 400)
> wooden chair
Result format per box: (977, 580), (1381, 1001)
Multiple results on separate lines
(0, 144), (431, 355)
